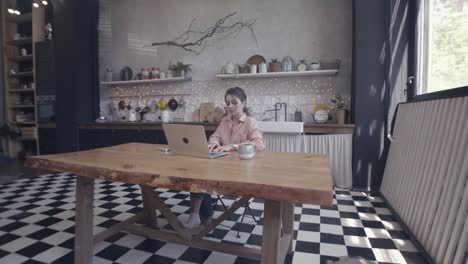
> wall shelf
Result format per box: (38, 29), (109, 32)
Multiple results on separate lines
(8, 55), (33, 62)
(101, 76), (191, 86)
(109, 93), (191, 99)
(6, 37), (33, 46)
(8, 71), (34, 77)
(216, 69), (338, 79)
(9, 105), (35, 109)
(8, 88), (35, 93)
(11, 122), (36, 125)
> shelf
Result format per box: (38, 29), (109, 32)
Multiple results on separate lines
(7, 13), (32, 23)
(11, 121), (36, 125)
(9, 105), (35, 109)
(6, 37), (33, 46)
(216, 70), (338, 79)
(8, 55), (33, 62)
(8, 89), (35, 93)
(8, 71), (34, 77)
(101, 77), (191, 86)
(110, 93), (191, 99)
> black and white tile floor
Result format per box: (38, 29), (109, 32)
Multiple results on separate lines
(0, 173), (428, 264)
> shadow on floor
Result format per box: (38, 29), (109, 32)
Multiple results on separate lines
(0, 157), (44, 184)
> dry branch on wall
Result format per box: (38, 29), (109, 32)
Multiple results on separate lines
(150, 12), (257, 55)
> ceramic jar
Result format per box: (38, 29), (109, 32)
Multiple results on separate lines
(250, 64), (257, 73)
(258, 62), (267, 73)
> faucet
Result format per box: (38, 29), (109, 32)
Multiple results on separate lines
(263, 102), (287, 121)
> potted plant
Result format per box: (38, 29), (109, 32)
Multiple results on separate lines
(169, 61), (192, 78)
(329, 94), (348, 124)
(269, 58), (280, 72)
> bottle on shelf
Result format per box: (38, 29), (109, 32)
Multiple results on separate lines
(141, 68), (149, 79)
(152, 67), (160, 79)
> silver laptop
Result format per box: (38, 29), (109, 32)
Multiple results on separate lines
(162, 124), (229, 159)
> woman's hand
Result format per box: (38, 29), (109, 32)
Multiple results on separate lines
(214, 144), (236, 152)
(208, 143), (220, 151)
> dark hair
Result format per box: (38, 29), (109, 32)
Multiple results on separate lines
(225, 87), (250, 116)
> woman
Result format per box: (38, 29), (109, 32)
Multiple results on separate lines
(182, 87), (265, 229)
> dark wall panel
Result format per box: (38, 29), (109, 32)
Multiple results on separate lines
(352, 0), (390, 189)
(52, 0), (99, 153)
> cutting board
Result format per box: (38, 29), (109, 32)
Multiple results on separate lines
(199, 103), (215, 122)
(213, 107), (226, 122)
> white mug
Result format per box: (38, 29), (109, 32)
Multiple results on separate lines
(159, 72), (166, 79)
(259, 62), (267, 73)
(161, 110), (170, 123)
(250, 64), (257, 74)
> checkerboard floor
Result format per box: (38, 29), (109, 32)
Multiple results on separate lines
(0, 173), (428, 264)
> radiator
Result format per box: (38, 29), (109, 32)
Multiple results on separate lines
(380, 97), (468, 264)
(264, 134), (353, 189)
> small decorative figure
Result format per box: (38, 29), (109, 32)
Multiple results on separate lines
(45, 23), (52, 40)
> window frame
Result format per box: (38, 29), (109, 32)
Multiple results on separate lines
(410, 0), (468, 102)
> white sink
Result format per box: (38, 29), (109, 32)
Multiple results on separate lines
(257, 121), (304, 134)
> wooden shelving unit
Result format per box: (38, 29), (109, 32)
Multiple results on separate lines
(1, 1), (45, 157)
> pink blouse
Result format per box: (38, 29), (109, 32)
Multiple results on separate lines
(208, 113), (265, 151)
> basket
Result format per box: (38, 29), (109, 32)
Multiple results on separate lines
(319, 59), (341, 70)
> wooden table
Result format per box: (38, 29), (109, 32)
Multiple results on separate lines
(25, 143), (333, 264)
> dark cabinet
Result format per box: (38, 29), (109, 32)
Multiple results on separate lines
(79, 128), (168, 151)
(38, 128), (57, 155)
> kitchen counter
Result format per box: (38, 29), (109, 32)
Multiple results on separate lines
(79, 121), (354, 134)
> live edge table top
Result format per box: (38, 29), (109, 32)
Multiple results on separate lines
(25, 143), (333, 206)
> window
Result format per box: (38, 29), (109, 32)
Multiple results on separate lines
(416, 0), (468, 95)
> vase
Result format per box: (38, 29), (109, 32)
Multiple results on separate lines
(269, 63), (280, 72)
(336, 110), (346, 124)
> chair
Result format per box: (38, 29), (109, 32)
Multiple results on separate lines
(212, 195), (260, 238)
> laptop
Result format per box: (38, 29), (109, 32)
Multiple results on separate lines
(162, 124), (229, 159)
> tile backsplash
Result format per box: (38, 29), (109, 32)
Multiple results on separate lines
(100, 76), (345, 122)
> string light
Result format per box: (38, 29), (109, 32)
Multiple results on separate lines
(7, 8), (14, 13)
(42, 0), (48, 5)
(14, 10), (21, 15)
(33, 2), (39, 8)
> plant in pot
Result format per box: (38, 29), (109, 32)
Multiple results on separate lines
(269, 58), (280, 72)
(169, 62), (192, 78)
(329, 94), (349, 124)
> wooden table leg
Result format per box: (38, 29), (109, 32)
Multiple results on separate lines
(139, 185), (158, 228)
(281, 201), (294, 254)
(262, 200), (282, 264)
(75, 176), (94, 264)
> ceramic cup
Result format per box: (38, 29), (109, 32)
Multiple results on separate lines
(238, 143), (257, 160)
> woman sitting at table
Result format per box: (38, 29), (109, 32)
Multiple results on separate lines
(181, 87), (266, 229)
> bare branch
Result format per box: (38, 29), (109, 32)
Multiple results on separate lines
(150, 12), (257, 55)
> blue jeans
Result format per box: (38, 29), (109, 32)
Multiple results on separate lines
(190, 193), (213, 219)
